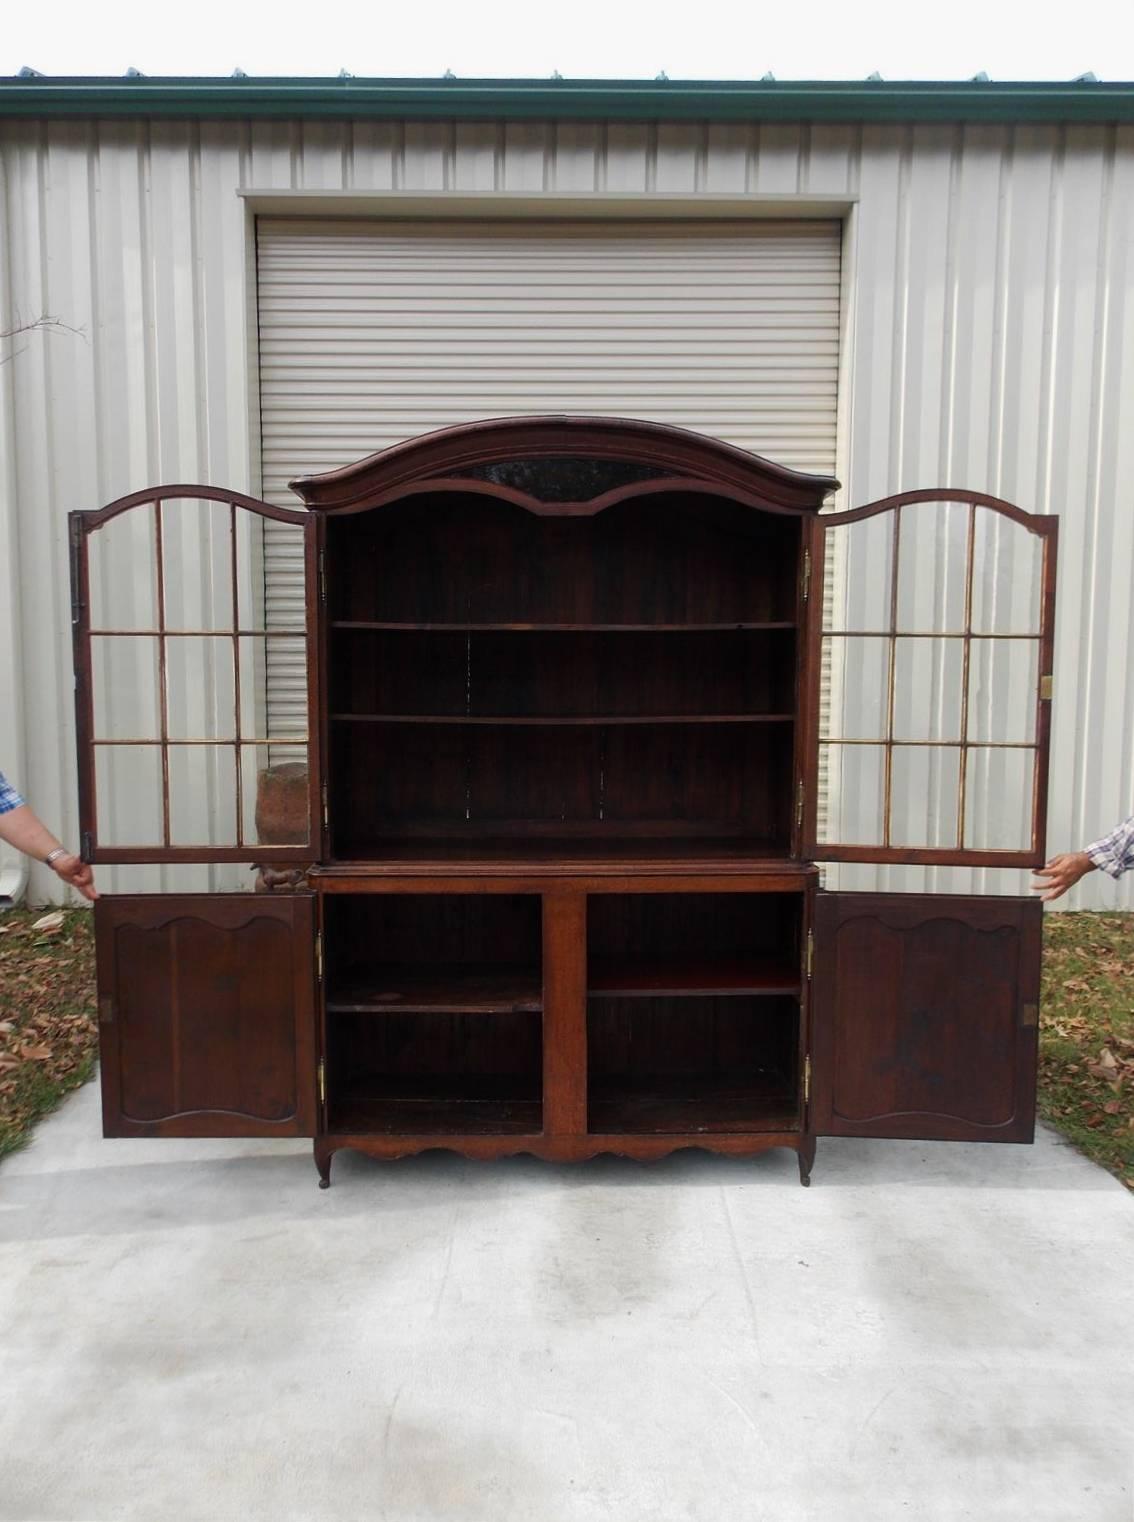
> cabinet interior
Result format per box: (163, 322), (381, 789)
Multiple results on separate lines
(326, 491), (800, 861)
(586, 893), (802, 1134)
(323, 894), (544, 1135)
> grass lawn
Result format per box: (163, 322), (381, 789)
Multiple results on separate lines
(0, 908), (96, 1162)
(1039, 912), (1134, 1191)
(0, 904), (1132, 1188)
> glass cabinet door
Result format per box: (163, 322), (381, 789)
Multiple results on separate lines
(71, 486), (320, 863)
(804, 490), (1057, 867)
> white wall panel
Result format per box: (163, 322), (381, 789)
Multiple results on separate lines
(1, 113), (1132, 907)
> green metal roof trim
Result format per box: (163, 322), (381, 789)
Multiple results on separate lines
(2, 76), (1134, 123)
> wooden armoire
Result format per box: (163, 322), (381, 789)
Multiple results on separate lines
(72, 417), (1057, 1185)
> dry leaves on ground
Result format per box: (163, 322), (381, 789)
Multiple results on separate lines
(0, 907), (97, 1159)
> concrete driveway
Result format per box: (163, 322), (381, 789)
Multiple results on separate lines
(1, 1080), (1132, 1522)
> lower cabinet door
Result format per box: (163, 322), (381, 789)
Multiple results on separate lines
(95, 894), (318, 1137)
(811, 892), (1041, 1142)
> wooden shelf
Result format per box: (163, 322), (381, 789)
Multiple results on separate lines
(318, 839), (809, 877)
(588, 1074), (797, 1134)
(327, 964), (542, 1014)
(329, 1080), (543, 1136)
(588, 958), (800, 997)
(330, 713), (796, 726)
(331, 621), (797, 633)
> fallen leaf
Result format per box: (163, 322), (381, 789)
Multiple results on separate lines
(31, 912), (64, 933)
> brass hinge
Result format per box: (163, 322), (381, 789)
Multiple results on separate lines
(315, 929), (324, 983)
(80, 831), (93, 862)
(1021, 1001), (1038, 1028)
(804, 1054), (812, 1105)
(801, 548), (812, 604)
(321, 780), (329, 830)
(806, 929), (814, 981)
(1039, 674), (1053, 701)
(318, 547), (327, 605)
(318, 1057), (326, 1107)
(98, 994), (115, 1026)
(796, 779), (805, 832)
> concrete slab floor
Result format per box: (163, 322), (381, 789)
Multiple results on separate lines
(1, 1083), (1132, 1522)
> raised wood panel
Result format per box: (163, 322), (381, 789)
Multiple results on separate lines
(811, 892), (1040, 1141)
(96, 894), (317, 1136)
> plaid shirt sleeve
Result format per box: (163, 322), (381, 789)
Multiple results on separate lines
(0, 771), (26, 815)
(1085, 815), (1134, 879)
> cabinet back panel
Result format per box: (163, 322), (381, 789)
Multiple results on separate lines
(330, 723), (793, 851)
(330, 629), (797, 719)
(328, 1011), (543, 1084)
(588, 893), (801, 965)
(328, 493), (800, 626)
(325, 894), (541, 974)
(587, 996), (798, 1080)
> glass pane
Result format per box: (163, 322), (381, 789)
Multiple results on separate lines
(167, 745), (238, 847)
(964, 747), (1035, 851)
(165, 637), (236, 742)
(238, 635), (308, 743)
(241, 519), (307, 633)
(87, 504), (158, 631)
(893, 637), (964, 743)
(160, 499), (235, 632)
(91, 637), (161, 740)
(971, 509), (1044, 635)
(822, 636), (890, 741)
(817, 743), (886, 846)
(241, 745), (311, 848)
(894, 501), (969, 634)
(968, 640), (1040, 743)
(95, 745), (164, 847)
(889, 746), (962, 849)
(824, 511), (894, 634)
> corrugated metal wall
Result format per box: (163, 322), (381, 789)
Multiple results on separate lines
(2, 117), (1132, 904)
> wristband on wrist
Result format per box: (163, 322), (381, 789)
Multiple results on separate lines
(43, 847), (69, 867)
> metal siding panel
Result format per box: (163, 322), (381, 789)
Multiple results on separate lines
(550, 122), (600, 192)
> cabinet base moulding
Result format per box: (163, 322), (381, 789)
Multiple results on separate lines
(313, 1130), (814, 1187)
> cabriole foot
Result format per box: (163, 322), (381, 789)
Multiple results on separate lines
(797, 1136), (816, 1188)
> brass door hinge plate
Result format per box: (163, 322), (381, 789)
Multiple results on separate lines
(796, 779), (805, 832)
(803, 1054), (811, 1104)
(1021, 1001), (1038, 1028)
(321, 780), (329, 830)
(318, 1057), (326, 1107)
(801, 548), (812, 604)
(318, 548), (327, 605)
(315, 929), (324, 983)
(1039, 675), (1053, 701)
(806, 928), (814, 980)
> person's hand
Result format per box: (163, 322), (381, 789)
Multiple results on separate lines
(50, 852), (98, 902)
(1031, 851), (1094, 902)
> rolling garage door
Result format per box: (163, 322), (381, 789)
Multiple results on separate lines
(255, 217), (843, 739)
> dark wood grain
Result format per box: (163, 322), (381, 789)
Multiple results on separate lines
(326, 965), (542, 1014)
(542, 892), (588, 1136)
(96, 894), (317, 1137)
(811, 891), (1040, 1141)
(588, 958), (800, 996)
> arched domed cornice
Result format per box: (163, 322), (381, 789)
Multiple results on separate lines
(288, 415), (839, 517)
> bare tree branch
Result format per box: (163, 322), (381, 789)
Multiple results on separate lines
(0, 313), (86, 363)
